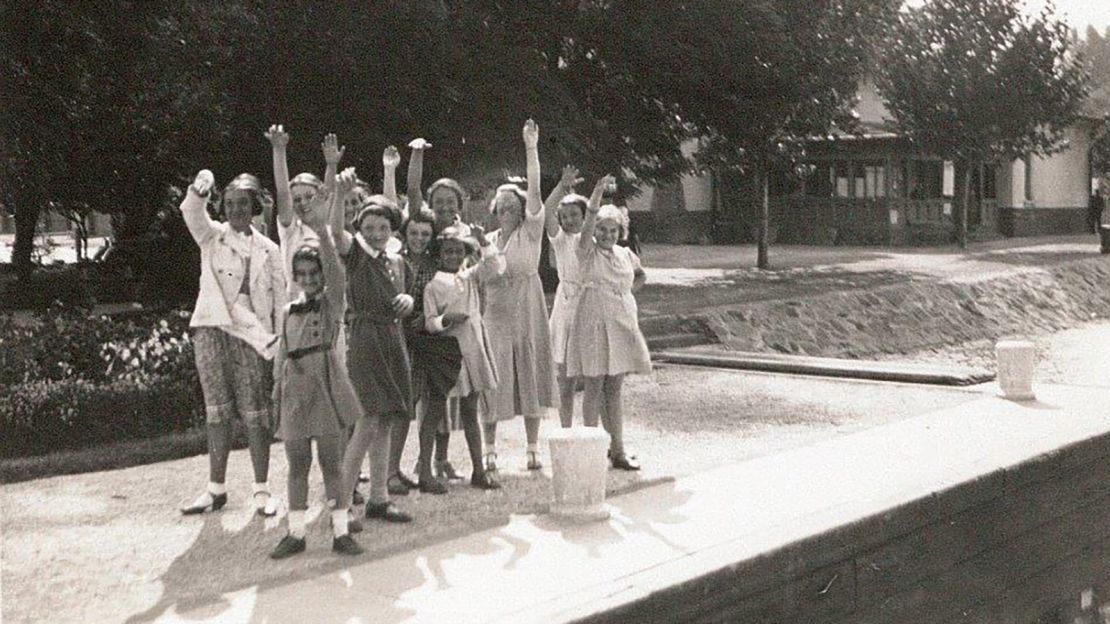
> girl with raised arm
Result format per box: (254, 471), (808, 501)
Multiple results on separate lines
(179, 170), (286, 516)
(266, 125), (344, 298)
(564, 176), (651, 471)
(543, 165), (589, 427)
(329, 184), (416, 523)
(480, 119), (559, 473)
(269, 190), (364, 559)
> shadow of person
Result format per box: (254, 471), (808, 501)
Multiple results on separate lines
(124, 505), (426, 624)
(124, 511), (266, 623)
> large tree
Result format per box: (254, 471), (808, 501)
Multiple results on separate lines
(582, 0), (898, 268)
(876, 0), (1090, 248)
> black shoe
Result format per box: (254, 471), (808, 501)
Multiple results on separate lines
(348, 517), (364, 534)
(180, 492), (227, 515)
(418, 478), (448, 495)
(387, 473), (411, 496)
(365, 501), (413, 523)
(437, 460), (464, 481)
(352, 488), (365, 506)
(610, 452), (641, 471)
(332, 534), (364, 556)
(269, 534), (306, 560)
(470, 471), (501, 490)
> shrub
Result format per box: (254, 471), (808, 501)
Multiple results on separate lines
(0, 372), (204, 458)
(0, 305), (193, 387)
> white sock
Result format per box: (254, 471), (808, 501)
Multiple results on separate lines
(288, 510), (306, 539)
(526, 443), (538, 454)
(208, 482), (226, 496)
(331, 509), (349, 538)
(252, 482), (269, 495)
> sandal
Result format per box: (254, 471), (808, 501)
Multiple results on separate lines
(609, 452), (641, 471)
(253, 490), (278, 517)
(386, 473), (411, 496)
(471, 471), (501, 490)
(526, 451), (543, 471)
(436, 460), (463, 481)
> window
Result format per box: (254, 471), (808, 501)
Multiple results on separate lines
(805, 162), (833, 197)
(1024, 157), (1033, 201)
(981, 164), (997, 200)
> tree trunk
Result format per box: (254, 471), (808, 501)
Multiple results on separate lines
(757, 165), (770, 270)
(958, 159), (971, 249)
(12, 193), (41, 282)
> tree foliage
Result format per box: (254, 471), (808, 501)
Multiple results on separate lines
(3, 0), (902, 277)
(875, 0), (1090, 246)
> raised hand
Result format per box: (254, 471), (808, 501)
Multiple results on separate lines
(408, 138), (432, 151)
(470, 224), (487, 246)
(322, 133), (345, 165)
(337, 167), (358, 196)
(558, 165), (583, 191)
(190, 170), (215, 197)
(265, 124), (289, 150)
(522, 119), (539, 149)
(382, 145), (401, 168)
(590, 175), (615, 211)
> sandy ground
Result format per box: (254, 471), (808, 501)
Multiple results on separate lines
(0, 366), (978, 624)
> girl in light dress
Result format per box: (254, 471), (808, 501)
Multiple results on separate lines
(422, 225), (504, 489)
(479, 119), (559, 473)
(562, 176), (650, 470)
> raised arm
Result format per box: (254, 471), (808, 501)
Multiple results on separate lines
(545, 165), (583, 238)
(332, 167), (357, 255)
(302, 190), (345, 312)
(322, 133), (344, 197)
(266, 124), (294, 228)
(523, 120), (542, 216)
(579, 175), (614, 254)
(459, 225), (506, 282)
(406, 138), (431, 212)
(180, 170), (220, 246)
(383, 145), (400, 205)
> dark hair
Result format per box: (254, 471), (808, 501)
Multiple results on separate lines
(291, 244), (323, 273)
(355, 194), (402, 231)
(222, 173), (271, 217)
(558, 193), (588, 219)
(427, 178), (467, 212)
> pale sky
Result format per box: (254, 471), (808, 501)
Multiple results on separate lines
(906, 0), (1110, 34)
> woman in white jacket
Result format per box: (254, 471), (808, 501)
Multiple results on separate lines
(179, 170), (287, 516)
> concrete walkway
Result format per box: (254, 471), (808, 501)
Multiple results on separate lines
(161, 381), (1110, 624)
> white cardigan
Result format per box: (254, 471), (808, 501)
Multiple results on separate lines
(180, 190), (286, 332)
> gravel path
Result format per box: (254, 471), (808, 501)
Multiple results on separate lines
(0, 366), (976, 624)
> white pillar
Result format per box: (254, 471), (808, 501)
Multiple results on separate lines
(996, 340), (1036, 400)
(547, 427), (611, 521)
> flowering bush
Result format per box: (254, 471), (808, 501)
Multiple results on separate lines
(0, 305), (204, 458)
(0, 305), (194, 387)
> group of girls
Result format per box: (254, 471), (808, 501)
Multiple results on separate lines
(177, 119), (651, 560)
